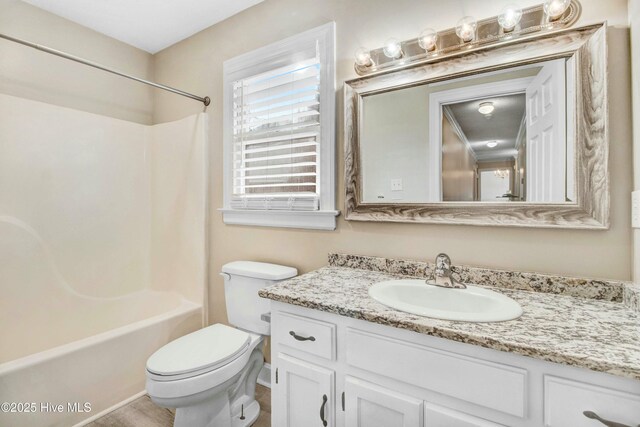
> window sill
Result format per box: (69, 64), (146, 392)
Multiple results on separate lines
(219, 208), (340, 230)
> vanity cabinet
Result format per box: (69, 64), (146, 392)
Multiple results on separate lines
(270, 302), (640, 427)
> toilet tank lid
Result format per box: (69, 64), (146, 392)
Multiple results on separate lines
(222, 261), (297, 280)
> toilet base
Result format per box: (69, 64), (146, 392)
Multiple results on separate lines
(150, 337), (265, 427)
(231, 399), (260, 427)
(173, 392), (230, 427)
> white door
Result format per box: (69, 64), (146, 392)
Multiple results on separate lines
(526, 59), (566, 202)
(344, 376), (423, 427)
(425, 403), (506, 427)
(273, 354), (334, 427)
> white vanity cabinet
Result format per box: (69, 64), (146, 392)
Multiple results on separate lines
(270, 302), (640, 427)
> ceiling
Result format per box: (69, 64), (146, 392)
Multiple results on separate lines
(21, 0), (264, 53)
(447, 93), (526, 162)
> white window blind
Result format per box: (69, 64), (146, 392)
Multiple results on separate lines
(231, 49), (321, 211)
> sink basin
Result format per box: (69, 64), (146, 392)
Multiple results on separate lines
(368, 279), (523, 322)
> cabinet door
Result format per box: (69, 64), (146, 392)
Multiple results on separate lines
(273, 353), (334, 427)
(345, 376), (423, 427)
(424, 403), (505, 427)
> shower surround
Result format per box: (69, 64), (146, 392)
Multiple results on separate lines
(0, 94), (207, 426)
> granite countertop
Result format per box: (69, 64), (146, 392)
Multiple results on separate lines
(259, 263), (640, 381)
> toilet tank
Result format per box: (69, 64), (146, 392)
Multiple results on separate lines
(221, 261), (297, 335)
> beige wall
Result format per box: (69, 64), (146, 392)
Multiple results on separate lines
(442, 115), (476, 201)
(361, 85), (430, 203)
(152, 0), (633, 327)
(0, 0), (154, 124)
(631, 0), (640, 283)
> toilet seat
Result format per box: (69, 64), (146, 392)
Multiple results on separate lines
(146, 331), (264, 400)
(147, 324), (250, 381)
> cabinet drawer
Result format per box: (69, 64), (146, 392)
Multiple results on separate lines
(544, 376), (640, 427)
(346, 328), (526, 418)
(273, 312), (336, 360)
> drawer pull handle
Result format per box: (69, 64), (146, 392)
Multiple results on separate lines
(289, 331), (316, 342)
(320, 394), (328, 426)
(583, 411), (636, 427)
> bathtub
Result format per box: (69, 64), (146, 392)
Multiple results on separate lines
(0, 290), (202, 427)
(0, 99), (208, 426)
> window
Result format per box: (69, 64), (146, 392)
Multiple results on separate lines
(221, 23), (338, 230)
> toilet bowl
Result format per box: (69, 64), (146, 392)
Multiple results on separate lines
(145, 261), (297, 427)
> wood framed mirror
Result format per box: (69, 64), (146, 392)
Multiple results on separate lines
(344, 23), (608, 229)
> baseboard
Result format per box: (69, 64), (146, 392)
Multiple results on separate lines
(257, 363), (271, 388)
(72, 390), (147, 427)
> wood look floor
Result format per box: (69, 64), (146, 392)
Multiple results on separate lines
(87, 385), (271, 427)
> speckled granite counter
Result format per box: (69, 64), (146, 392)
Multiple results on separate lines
(259, 259), (640, 381)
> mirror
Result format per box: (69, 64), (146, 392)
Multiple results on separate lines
(360, 59), (574, 204)
(344, 23), (609, 229)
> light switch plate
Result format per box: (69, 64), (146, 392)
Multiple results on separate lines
(633, 191), (640, 228)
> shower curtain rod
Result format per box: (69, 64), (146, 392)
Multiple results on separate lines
(0, 32), (211, 106)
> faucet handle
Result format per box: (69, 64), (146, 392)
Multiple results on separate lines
(434, 253), (452, 276)
(427, 253), (466, 289)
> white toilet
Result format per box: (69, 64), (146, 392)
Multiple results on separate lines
(146, 261), (297, 427)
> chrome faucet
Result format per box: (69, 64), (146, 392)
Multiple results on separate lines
(426, 253), (466, 289)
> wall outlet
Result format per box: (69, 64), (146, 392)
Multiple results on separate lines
(633, 191), (640, 228)
(391, 179), (403, 191)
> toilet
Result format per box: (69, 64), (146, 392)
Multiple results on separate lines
(145, 261), (297, 427)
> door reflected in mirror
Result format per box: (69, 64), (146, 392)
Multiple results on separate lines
(360, 58), (575, 204)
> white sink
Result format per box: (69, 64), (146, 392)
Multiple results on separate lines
(368, 279), (523, 322)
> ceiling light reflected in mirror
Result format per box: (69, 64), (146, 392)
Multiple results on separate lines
(478, 102), (495, 115)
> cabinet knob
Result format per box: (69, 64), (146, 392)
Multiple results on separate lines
(320, 394), (328, 426)
(583, 411), (637, 427)
(289, 330), (316, 342)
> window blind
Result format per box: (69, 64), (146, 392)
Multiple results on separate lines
(231, 50), (321, 211)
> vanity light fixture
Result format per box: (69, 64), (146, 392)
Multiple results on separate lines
(543, 0), (571, 20)
(486, 141), (499, 148)
(498, 4), (523, 32)
(354, 47), (374, 68)
(418, 28), (438, 52)
(478, 102), (495, 115)
(455, 16), (477, 42)
(382, 38), (403, 59)
(352, 0), (580, 76)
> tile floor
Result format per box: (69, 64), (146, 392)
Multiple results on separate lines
(87, 385), (271, 427)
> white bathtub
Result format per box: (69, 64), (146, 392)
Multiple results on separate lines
(0, 290), (202, 427)
(0, 98), (207, 427)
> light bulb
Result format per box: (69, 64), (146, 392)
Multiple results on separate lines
(382, 38), (403, 59)
(354, 47), (373, 67)
(486, 141), (498, 148)
(478, 102), (495, 115)
(455, 16), (477, 42)
(543, 0), (570, 20)
(418, 28), (438, 52)
(498, 4), (523, 32)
